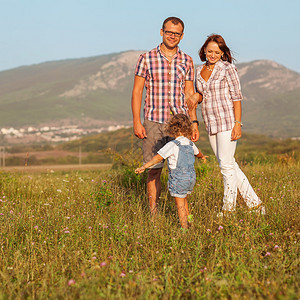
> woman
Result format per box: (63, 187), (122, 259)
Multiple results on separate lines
(189, 34), (265, 215)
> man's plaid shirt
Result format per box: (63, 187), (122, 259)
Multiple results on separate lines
(135, 44), (194, 124)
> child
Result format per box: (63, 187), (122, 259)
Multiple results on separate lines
(135, 114), (208, 229)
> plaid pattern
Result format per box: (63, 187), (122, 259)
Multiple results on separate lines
(135, 44), (194, 124)
(195, 60), (243, 135)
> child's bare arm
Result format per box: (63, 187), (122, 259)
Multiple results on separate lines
(135, 154), (164, 174)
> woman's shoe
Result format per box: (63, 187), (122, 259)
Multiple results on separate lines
(250, 204), (266, 215)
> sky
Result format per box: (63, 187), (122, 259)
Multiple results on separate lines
(0, 0), (299, 73)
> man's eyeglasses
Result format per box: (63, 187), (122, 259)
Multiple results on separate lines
(164, 30), (182, 38)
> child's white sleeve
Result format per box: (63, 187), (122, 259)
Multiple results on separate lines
(192, 143), (200, 155)
(157, 141), (175, 159)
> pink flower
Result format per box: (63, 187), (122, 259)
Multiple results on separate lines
(120, 272), (126, 277)
(64, 230), (70, 234)
(274, 245), (279, 249)
(68, 279), (76, 286)
(80, 272), (86, 277)
(207, 229), (211, 233)
(218, 226), (223, 231)
(100, 262), (107, 267)
(265, 252), (271, 256)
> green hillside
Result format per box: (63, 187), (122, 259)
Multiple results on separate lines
(60, 126), (300, 165)
(4, 125), (299, 167)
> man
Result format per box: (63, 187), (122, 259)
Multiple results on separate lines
(131, 16), (199, 215)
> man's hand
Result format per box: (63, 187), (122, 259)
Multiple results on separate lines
(187, 93), (201, 111)
(191, 124), (199, 142)
(134, 122), (147, 139)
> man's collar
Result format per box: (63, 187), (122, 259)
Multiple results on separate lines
(157, 43), (180, 56)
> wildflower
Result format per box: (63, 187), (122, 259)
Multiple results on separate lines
(57, 189), (62, 193)
(269, 233), (273, 236)
(265, 252), (271, 256)
(80, 272), (86, 277)
(120, 272), (126, 277)
(108, 256), (113, 260)
(207, 229), (211, 233)
(64, 230), (70, 234)
(274, 245), (279, 249)
(34, 226), (38, 230)
(218, 226), (224, 231)
(68, 279), (76, 286)
(92, 256), (97, 260)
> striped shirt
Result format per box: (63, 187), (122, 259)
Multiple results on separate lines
(195, 60), (243, 135)
(135, 44), (194, 124)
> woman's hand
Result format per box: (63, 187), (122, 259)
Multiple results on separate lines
(231, 123), (242, 141)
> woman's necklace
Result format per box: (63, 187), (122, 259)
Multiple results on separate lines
(206, 63), (214, 72)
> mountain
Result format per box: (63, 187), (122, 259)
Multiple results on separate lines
(237, 60), (300, 137)
(0, 51), (299, 138)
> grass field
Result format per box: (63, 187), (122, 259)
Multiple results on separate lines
(0, 152), (299, 299)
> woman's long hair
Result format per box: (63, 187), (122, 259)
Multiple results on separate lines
(199, 34), (233, 63)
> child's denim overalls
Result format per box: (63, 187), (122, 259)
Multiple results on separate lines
(168, 140), (196, 198)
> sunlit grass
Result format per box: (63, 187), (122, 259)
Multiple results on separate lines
(0, 157), (299, 298)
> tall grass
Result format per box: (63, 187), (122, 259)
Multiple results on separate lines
(0, 155), (299, 298)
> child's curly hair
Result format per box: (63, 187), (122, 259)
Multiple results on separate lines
(165, 114), (193, 139)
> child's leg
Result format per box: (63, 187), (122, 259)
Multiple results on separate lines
(175, 197), (188, 229)
(184, 197), (189, 216)
(184, 196), (194, 223)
